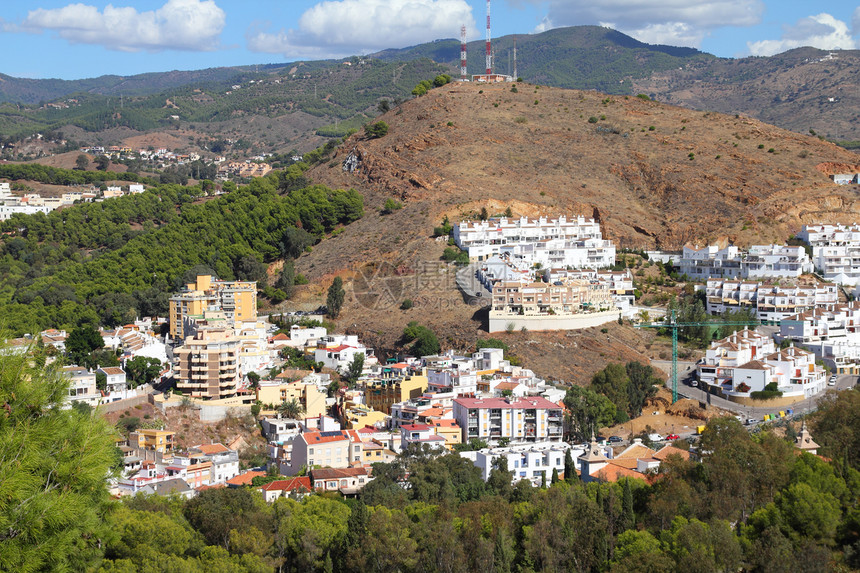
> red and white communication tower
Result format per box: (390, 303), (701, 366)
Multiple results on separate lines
(485, 0), (493, 75)
(460, 25), (468, 80)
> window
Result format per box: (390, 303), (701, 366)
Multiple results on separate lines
(309, 448), (314, 455)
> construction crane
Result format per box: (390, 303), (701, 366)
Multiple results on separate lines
(636, 310), (760, 403)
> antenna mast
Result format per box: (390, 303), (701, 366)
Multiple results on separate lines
(460, 25), (468, 80)
(513, 38), (517, 80)
(485, 0), (492, 75)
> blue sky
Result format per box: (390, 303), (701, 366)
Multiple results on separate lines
(1, 0), (859, 80)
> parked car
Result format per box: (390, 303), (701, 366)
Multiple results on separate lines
(666, 433), (680, 440)
(828, 375), (837, 386)
(689, 380), (699, 388)
(647, 433), (664, 442)
(608, 435), (624, 443)
(745, 418), (759, 426)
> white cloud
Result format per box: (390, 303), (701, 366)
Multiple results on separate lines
(23, 0), (225, 52)
(247, 0), (476, 59)
(747, 13), (856, 56)
(522, 0), (765, 47)
(622, 22), (705, 47)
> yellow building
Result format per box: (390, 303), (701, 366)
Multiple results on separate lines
(364, 371), (428, 415)
(429, 419), (463, 449)
(169, 275), (257, 339)
(360, 441), (397, 464)
(256, 379), (327, 419)
(341, 403), (387, 429)
(175, 327), (241, 399)
(129, 429), (176, 453)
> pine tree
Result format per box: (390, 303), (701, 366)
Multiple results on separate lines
(0, 340), (118, 570)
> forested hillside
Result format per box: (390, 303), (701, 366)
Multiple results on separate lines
(375, 26), (712, 94)
(0, 161), (363, 334)
(0, 58), (449, 150)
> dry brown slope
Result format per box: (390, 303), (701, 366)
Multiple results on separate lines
(310, 81), (860, 251)
(291, 82), (859, 382)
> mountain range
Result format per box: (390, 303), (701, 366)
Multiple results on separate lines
(0, 26), (858, 150)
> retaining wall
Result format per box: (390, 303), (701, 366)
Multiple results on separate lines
(488, 310), (621, 333)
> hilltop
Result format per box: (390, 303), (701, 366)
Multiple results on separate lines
(4, 27), (860, 156)
(277, 81), (859, 376)
(307, 81), (858, 251)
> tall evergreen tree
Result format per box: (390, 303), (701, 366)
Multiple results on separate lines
(327, 277), (345, 319)
(564, 448), (575, 483)
(0, 340), (118, 571)
(621, 478), (635, 532)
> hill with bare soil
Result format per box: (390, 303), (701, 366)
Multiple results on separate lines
(275, 82), (858, 381)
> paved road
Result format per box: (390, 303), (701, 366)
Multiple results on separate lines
(650, 359), (856, 419)
(455, 262), (491, 304)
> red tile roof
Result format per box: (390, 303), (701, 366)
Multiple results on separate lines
(226, 471), (266, 486)
(654, 445), (691, 461)
(592, 463), (647, 483)
(454, 396), (561, 410)
(99, 367), (125, 375)
(196, 483), (226, 491)
(193, 443), (230, 455)
(311, 467), (371, 480)
(260, 477), (312, 492)
(400, 424), (432, 432)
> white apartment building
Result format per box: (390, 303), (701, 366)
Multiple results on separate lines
(454, 215), (615, 266)
(679, 245), (743, 279)
(427, 366), (479, 395)
(679, 244), (811, 281)
(460, 441), (584, 485)
(697, 329), (826, 399)
(313, 335), (376, 374)
(697, 329), (775, 388)
(780, 302), (860, 373)
(452, 396), (564, 445)
(0, 202), (52, 221)
(705, 279), (838, 321)
(798, 224), (860, 285)
(389, 392), (457, 428)
(744, 245), (813, 279)
(96, 366), (128, 394)
(286, 324), (327, 347)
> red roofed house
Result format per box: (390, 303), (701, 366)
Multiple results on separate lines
(259, 477), (312, 502)
(283, 430), (363, 476)
(226, 470), (266, 488)
(400, 424), (447, 450)
(311, 467), (373, 495)
(453, 396), (564, 445)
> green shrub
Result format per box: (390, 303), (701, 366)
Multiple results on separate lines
(400, 299), (413, 310)
(588, 116), (598, 123)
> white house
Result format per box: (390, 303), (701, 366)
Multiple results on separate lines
(460, 441), (583, 485)
(454, 215), (614, 266)
(798, 224), (860, 285)
(62, 366), (99, 408)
